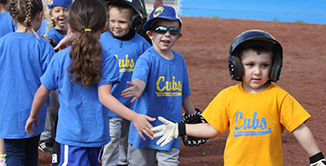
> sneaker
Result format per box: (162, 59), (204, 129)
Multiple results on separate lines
(0, 156), (6, 166)
(38, 141), (53, 153)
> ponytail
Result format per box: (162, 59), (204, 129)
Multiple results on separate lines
(67, 0), (107, 88)
(68, 29), (103, 88)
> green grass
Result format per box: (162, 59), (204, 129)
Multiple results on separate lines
(294, 20), (304, 23)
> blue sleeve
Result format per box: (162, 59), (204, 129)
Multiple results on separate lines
(98, 50), (120, 86)
(41, 54), (59, 91)
(40, 41), (55, 72)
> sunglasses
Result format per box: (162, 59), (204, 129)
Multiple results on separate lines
(152, 26), (181, 35)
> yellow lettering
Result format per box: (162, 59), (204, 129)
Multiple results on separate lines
(117, 54), (135, 69)
(156, 76), (165, 91)
(130, 59), (134, 68)
(156, 76), (182, 93)
(178, 82), (182, 91)
(165, 81), (171, 91)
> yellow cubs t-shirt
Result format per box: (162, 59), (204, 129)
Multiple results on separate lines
(202, 83), (310, 166)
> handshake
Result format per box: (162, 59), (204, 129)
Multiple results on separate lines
(151, 109), (213, 147)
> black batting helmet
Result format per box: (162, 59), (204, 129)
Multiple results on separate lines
(228, 29), (283, 82)
(103, 0), (145, 32)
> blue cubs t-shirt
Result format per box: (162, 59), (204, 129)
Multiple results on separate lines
(128, 47), (191, 151)
(45, 27), (65, 45)
(40, 47), (119, 147)
(100, 32), (150, 117)
(0, 32), (55, 138)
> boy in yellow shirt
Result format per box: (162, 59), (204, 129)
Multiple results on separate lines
(151, 29), (326, 166)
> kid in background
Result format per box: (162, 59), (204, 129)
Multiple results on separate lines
(25, 0), (155, 165)
(121, 5), (197, 166)
(99, 0), (151, 165)
(38, 1), (72, 165)
(151, 29), (326, 166)
(44, 0), (71, 47)
(0, 1), (16, 165)
(0, 0), (55, 165)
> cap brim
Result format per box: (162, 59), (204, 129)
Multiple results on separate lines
(143, 17), (181, 31)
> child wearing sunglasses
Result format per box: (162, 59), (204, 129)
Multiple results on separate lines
(121, 5), (197, 166)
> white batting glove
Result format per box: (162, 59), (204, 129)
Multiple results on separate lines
(310, 159), (326, 166)
(310, 152), (326, 166)
(151, 116), (179, 147)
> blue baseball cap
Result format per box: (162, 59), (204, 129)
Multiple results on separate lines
(48, 0), (72, 9)
(143, 5), (182, 31)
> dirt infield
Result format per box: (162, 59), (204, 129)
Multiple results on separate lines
(38, 17), (326, 166)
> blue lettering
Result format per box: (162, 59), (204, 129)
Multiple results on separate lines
(235, 112), (243, 130)
(233, 111), (271, 137)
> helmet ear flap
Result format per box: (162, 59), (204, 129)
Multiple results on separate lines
(130, 14), (142, 32)
(228, 54), (244, 81)
(269, 52), (283, 82)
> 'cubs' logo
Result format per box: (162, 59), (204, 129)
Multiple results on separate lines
(153, 7), (164, 18)
(46, 0), (53, 6)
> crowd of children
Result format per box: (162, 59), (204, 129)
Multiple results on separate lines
(0, 0), (325, 166)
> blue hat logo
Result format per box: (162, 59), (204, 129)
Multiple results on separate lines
(153, 7), (164, 18)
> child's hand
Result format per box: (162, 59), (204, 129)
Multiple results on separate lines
(131, 114), (156, 140)
(151, 116), (179, 147)
(25, 116), (39, 136)
(121, 81), (142, 103)
(54, 29), (76, 51)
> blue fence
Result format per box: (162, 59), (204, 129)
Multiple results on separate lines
(181, 0), (326, 24)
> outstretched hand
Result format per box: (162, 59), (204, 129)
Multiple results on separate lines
(121, 81), (142, 103)
(151, 116), (179, 147)
(131, 114), (156, 140)
(25, 116), (39, 136)
(54, 29), (76, 51)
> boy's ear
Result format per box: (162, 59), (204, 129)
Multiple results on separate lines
(146, 30), (153, 40)
(177, 32), (183, 40)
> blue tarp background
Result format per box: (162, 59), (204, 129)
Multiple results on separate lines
(181, 0), (326, 24)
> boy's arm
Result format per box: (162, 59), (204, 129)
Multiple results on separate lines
(25, 85), (51, 135)
(292, 124), (326, 165)
(186, 123), (220, 138)
(99, 84), (155, 140)
(53, 28), (76, 51)
(121, 78), (146, 103)
(151, 116), (220, 147)
(182, 97), (197, 114)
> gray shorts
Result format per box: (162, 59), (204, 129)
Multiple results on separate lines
(128, 144), (180, 166)
(101, 117), (123, 166)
